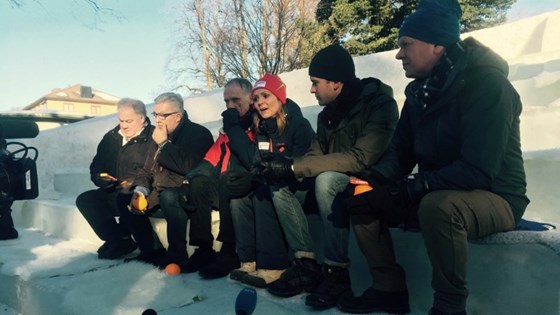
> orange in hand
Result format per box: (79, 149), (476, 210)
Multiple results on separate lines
(165, 263), (181, 275)
(354, 184), (373, 195)
(132, 194), (148, 212)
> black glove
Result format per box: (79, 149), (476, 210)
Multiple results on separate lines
(260, 154), (294, 182)
(358, 168), (390, 186)
(225, 170), (255, 198)
(178, 182), (197, 213)
(222, 108), (240, 132)
(94, 173), (116, 189)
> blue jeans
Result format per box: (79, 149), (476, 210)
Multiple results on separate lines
(314, 171), (351, 266)
(270, 178), (316, 257)
(272, 172), (351, 265)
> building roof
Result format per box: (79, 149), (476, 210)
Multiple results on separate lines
(23, 84), (120, 110)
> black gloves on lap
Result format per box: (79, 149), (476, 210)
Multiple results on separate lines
(259, 154), (294, 183)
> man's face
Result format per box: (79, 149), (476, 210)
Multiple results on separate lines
(395, 36), (444, 79)
(153, 101), (181, 134)
(118, 107), (145, 140)
(309, 76), (341, 106)
(224, 84), (251, 116)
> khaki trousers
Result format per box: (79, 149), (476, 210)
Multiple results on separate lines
(351, 189), (515, 312)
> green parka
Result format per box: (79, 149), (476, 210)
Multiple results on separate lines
(293, 77), (399, 178)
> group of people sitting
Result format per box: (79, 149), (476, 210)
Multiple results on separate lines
(74, 1), (529, 314)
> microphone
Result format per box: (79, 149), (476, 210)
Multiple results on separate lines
(0, 118), (39, 139)
(235, 287), (257, 315)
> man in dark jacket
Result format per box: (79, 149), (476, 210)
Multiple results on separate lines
(262, 45), (399, 309)
(76, 98), (154, 259)
(121, 92), (213, 270)
(342, 1), (530, 314)
(180, 78), (255, 278)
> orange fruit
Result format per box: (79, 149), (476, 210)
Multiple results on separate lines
(165, 263), (181, 276)
(354, 184), (373, 195)
(132, 194), (148, 211)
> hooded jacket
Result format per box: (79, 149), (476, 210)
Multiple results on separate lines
(293, 77), (399, 178)
(374, 37), (529, 222)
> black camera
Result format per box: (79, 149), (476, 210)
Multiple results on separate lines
(0, 118), (40, 202)
(0, 142), (39, 201)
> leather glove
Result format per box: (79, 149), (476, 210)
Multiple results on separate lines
(222, 108), (240, 132)
(94, 173), (116, 189)
(260, 154), (294, 182)
(178, 181), (197, 213)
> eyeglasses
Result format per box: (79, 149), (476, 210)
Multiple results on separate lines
(152, 111), (178, 119)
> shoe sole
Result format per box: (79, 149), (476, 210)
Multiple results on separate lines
(230, 270), (249, 282)
(242, 275), (268, 288)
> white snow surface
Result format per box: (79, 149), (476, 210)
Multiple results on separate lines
(2, 9), (560, 315)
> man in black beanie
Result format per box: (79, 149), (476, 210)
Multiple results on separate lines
(261, 44), (400, 311)
(342, 0), (529, 314)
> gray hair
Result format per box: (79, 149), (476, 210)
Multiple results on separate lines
(117, 98), (147, 116)
(154, 92), (184, 112)
(225, 78), (252, 95)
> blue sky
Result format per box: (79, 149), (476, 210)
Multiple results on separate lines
(1, 0), (559, 111)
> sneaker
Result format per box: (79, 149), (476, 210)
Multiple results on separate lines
(230, 261), (257, 282)
(124, 248), (166, 266)
(267, 257), (322, 297)
(305, 264), (351, 309)
(428, 307), (467, 315)
(198, 251), (240, 279)
(337, 287), (410, 314)
(242, 269), (285, 288)
(179, 248), (216, 273)
(97, 238), (137, 259)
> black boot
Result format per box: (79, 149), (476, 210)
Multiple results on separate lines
(198, 250), (240, 279)
(337, 287), (410, 314)
(0, 207), (18, 240)
(267, 257), (323, 297)
(97, 237), (137, 259)
(305, 264), (351, 309)
(180, 246), (216, 273)
(124, 248), (166, 266)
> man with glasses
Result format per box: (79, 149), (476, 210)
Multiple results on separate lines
(76, 98), (154, 259)
(119, 92), (214, 269)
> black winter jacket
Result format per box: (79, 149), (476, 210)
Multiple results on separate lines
(89, 122), (155, 191)
(135, 111), (214, 208)
(374, 37), (529, 222)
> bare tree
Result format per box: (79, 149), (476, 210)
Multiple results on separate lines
(167, 0), (327, 95)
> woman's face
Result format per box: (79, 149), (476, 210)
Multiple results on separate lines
(252, 88), (283, 119)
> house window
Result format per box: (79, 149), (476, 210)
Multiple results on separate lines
(91, 105), (101, 115)
(63, 103), (74, 112)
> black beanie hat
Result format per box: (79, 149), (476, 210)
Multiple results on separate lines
(308, 44), (356, 82)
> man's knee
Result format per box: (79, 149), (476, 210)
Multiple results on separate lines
(418, 191), (457, 229)
(159, 187), (181, 208)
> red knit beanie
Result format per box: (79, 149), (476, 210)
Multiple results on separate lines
(252, 73), (287, 105)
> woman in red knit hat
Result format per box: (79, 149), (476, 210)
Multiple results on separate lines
(229, 73), (315, 288)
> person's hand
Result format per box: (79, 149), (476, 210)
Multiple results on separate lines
(260, 154), (294, 182)
(152, 123), (168, 145)
(94, 173), (117, 189)
(128, 191), (149, 215)
(177, 181), (197, 213)
(222, 108), (240, 132)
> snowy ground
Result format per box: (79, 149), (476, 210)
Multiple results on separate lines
(2, 8), (560, 315)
